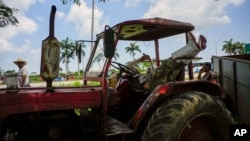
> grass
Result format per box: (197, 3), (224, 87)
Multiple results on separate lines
(55, 80), (100, 87)
(58, 81), (82, 87)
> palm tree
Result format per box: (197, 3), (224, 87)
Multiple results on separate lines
(222, 39), (234, 55)
(222, 39), (245, 55)
(60, 37), (76, 78)
(0, 0), (19, 27)
(234, 42), (245, 55)
(113, 49), (120, 60)
(125, 42), (141, 60)
(76, 42), (86, 77)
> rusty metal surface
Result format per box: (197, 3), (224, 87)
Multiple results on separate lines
(98, 17), (194, 41)
(40, 39), (60, 80)
(0, 86), (102, 120)
(40, 6), (60, 90)
(212, 54), (250, 124)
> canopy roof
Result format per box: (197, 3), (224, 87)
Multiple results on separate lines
(110, 17), (195, 41)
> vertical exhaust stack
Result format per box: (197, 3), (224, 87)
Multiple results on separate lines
(40, 5), (60, 92)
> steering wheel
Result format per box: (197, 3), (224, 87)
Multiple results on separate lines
(111, 61), (136, 75)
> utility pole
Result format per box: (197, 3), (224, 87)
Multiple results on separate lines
(91, 0), (94, 52)
(215, 39), (222, 55)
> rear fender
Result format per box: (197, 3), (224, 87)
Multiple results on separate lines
(129, 80), (224, 133)
(169, 80), (224, 98)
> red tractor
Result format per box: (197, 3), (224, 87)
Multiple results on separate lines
(0, 17), (233, 141)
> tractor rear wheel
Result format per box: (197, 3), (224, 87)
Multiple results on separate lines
(142, 91), (234, 141)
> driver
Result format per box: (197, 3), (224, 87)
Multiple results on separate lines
(124, 32), (207, 91)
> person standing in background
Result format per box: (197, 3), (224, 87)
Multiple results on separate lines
(13, 58), (30, 87)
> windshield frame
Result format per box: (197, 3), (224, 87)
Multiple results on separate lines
(83, 17), (195, 83)
(84, 36), (107, 78)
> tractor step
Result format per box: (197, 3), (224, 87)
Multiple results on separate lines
(106, 117), (134, 140)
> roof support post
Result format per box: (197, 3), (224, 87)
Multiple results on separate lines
(154, 39), (160, 67)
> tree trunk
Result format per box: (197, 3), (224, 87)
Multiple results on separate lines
(78, 61), (80, 78)
(65, 57), (68, 79)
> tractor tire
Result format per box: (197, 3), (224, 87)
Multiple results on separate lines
(142, 91), (234, 141)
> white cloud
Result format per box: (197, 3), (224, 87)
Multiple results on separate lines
(125, 0), (141, 7)
(143, 0), (245, 30)
(0, 39), (31, 53)
(37, 0), (46, 3)
(17, 15), (38, 34)
(30, 48), (41, 60)
(0, 39), (13, 52)
(5, 0), (36, 12)
(15, 39), (31, 53)
(230, 0), (245, 5)
(65, 1), (109, 39)
(34, 15), (44, 23)
(0, 0), (38, 52)
(0, 15), (37, 52)
(57, 11), (66, 20)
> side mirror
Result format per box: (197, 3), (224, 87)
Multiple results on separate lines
(103, 25), (115, 58)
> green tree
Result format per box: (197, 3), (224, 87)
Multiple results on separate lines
(139, 61), (152, 73)
(60, 37), (76, 78)
(125, 42), (141, 60)
(222, 39), (245, 55)
(222, 39), (234, 55)
(4, 70), (15, 74)
(75, 42), (86, 77)
(113, 49), (120, 60)
(234, 42), (245, 55)
(30, 72), (37, 76)
(0, 0), (19, 27)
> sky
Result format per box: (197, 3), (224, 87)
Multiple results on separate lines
(0, 0), (249, 74)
